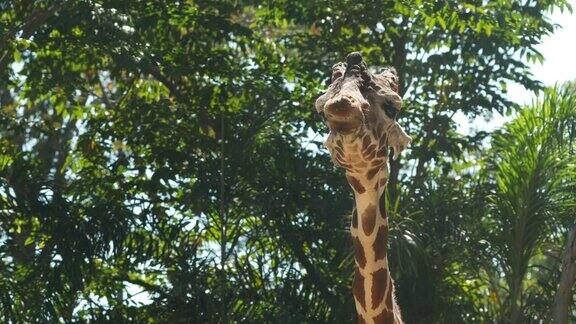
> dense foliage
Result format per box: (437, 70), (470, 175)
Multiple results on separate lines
(0, 0), (574, 322)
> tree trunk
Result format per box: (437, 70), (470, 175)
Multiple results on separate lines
(553, 225), (576, 324)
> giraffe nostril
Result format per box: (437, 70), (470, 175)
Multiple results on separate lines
(338, 96), (352, 105)
(328, 97), (353, 114)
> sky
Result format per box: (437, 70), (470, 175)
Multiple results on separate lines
(456, 1), (576, 133)
(508, 2), (576, 103)
(509, 0), (576, 104)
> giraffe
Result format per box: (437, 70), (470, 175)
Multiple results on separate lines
(315, 52), (411, 324)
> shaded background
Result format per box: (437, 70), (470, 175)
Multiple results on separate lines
(1, 0), (575, 323)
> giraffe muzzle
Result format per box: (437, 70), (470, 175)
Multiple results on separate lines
(324, 95), (364, 134)
(325, 95), (364, 118)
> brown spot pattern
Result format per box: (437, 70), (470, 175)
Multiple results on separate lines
(362, 135), (371, 151)
(385, 283), (394, 309)
(373, 225), (389, 261)
(371, 158), (384, 166)
(366, 166), (380, 180)
(363, 144), (377, 156)
(366, 150), (377, 161)
(372, 311), (394, 324)
(340, 162), (355, 172)
(377, 147), (387, 157)
(379, 193), (387, 219)
(357, 314), (366, 324)
(371, 268), (388, 309)
(381, 210), (388, 220)
(379, 178), (387, 187)
(353, 267), (366, 311)
(338, 161), (355, 172)
(379, 134), (387, 148)
(353, 237), (366, 268)
(361, 204), (377, 236)
(346, 175), (366, 194)
(352, 209), (358, 228)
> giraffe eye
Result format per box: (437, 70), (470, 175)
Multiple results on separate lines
(382, 101), (399, 119)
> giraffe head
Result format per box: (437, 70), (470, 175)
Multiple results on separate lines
(315, 52), (411, 174)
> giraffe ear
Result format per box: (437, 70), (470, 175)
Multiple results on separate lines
(373, 68), (402, 118)
(387, 121), (411, 160)
(376, 67), (399, 93)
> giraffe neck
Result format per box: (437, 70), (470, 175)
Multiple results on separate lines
(347, 170), (401, 324)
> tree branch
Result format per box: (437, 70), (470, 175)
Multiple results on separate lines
(0, 1), (67, 73)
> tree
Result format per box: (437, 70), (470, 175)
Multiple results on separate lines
(0, 0), (573, 322)
(476, 84), (576, 323)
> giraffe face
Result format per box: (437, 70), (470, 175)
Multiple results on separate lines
(315, 52), (411, 171)
(315, 52), (402, 135)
